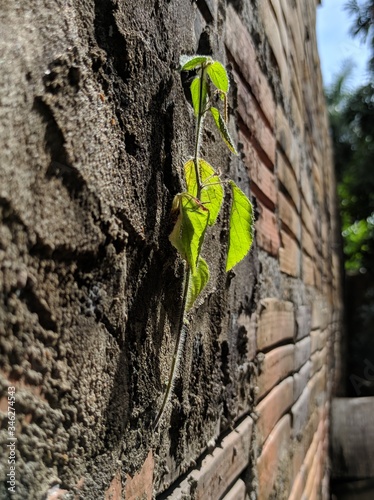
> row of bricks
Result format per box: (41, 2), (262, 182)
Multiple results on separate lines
(226, 6), (339, 293)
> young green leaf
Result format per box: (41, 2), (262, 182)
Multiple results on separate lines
(226, 181), (254, 271)
(190, 76), (208, 117)
(184, 159), (223, 226)
(169, 193), (210, 274)
(206, 61), (229, 93)
(186, 257), (210, 311)
(210, 106), (238, 155)
(180, 55), (212, 71)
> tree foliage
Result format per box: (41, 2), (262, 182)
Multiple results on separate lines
(326, 73), (374, 273)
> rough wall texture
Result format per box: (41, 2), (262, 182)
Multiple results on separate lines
(0, 0), (342, 499)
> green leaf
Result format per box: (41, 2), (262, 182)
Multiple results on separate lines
(184, 159), (224, 226)
(169, 193), (210, 274)
(190, 76), (208, 117)
(206, 61), (229, 93)
(226, 181), (254, 271)
(210, 107), (238, 155)
(180, 55), (212, 71)
(186, 257), (210, 311)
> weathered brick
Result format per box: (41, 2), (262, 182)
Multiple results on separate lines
(236, 76), (276, 165)
(257, 298), (294, 350)
(288, 466), (306, 500)
(294, 336), (311, 372)
(293, 360), (311, 402)
(226, 6), (276, 128)
(279, 191), (300, 238)
(279, 230), (300, 277)
(302, 253), (315, 286)
(255, 201), (280, 256)
(169, 417), (253, 499)
(295, 305), (312, 341)
(309, 366), (327, 408)
(259, 0), (290, 101)
(310, 329), (320, 354)
(301, 198), (316, 242)
(302, 225), (316, 259)
(291, 88), (304, 137)
(291, 385), (310, 438)
(239, 130), (277, 205)
(257, 344), (295, 398)
(257, 414), (292, 500)
(311, 297), (329, 330)
(291, 409), (319, 484)
(256, 376), (294, 446)
(269, 0), (289, 59)
(276, 105), (300, 178)
(125, 450), (153, 500)
(221, 478), (247, 500)
(277, 151), (300, 209)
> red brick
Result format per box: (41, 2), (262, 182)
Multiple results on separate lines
(257, 414), (292, 500)
(125, 450), (153, 500)
(169, 417), (253, 499)
(226, 6), (275, 128)
(221, 478), (247, 500)
(257, 344), (295, 398)
(279, 230), (300, 277)
(256, 376), (294, 446)
(255, 201), (280, 256)
(236, 76), (276, 165)
(239, 130), (277, 206)
(279, 191), (300, 238)
(257, 298), (294, 350)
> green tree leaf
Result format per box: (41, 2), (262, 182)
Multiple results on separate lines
(169, 193), (210, 274)
(180, 55), (212, 71)
(184, 159), (223, 226)
(206, 61), (229, 93)
(210, 106), (238, 155)
(190, 76), (208, 117)
(186, 257), (210, 311)
(226, 181), (254, 271)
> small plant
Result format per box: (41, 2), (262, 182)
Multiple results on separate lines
(154, 55), (254, 428)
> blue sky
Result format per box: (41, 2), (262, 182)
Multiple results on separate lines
(316, 0), (371, 89)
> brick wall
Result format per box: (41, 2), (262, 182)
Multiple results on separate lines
(0, 0), (341, 498)
(153, 1), (342, 498)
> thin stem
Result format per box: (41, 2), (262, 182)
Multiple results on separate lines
(194, 64), (207, 200)
(153, 266), (190, 430)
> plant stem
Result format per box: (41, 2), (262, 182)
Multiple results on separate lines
(194, 64), (206, 200)
(153, 266), (190, 430)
